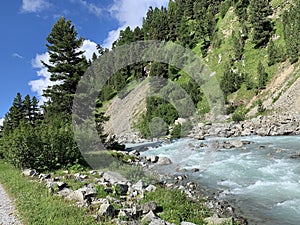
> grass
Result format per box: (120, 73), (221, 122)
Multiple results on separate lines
(140, 186), (210, 225)
(0, 160), (109, 225)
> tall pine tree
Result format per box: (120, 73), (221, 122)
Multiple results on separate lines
(42, 17), (89, 117)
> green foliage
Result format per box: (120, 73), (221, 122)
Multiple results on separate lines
(257, 99), (265, 113)
(42, 17), (89, 116)
(257, 61), (268, 89)
(140, 186), (210, 224)
(0, 116), (85, 171)
(0, 160), (102, 225)
(220, 64), (245, 97)
(282, 2), (300, 63)
(232, 110), (245, 122)
(248, 0), (273, 48)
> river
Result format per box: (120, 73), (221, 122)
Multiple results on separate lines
(139, 136), (300, 225)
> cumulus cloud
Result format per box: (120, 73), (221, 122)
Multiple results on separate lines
(29, 40), (98, 104)
(102, 0), (169, 48)
(0, 118), (4, 127)
(21, 0), (51, 13)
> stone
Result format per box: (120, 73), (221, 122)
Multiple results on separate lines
(98, 204), (115, 218)
(114, 183), (129, 195)
(39, 173), (51, 180)
(22, 169), (36, 177)
(141, 211), (157, 223)
(132, 180), (146, 191)
(229, 139), (244, 148)
(103, 171), (128, 184)
(57, 188), (73, 198)
(157, 157), (172, 165)
(140, 201), (157, 214)
(180, 222), (197, 225)
(149, 218), (167, 225)
(66, 190), (85, 202)
(56, 182), (67, 190)
(146, 155), (159, 163)
(145, 184), (157, 192)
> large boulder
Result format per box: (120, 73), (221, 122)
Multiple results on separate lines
(156, 157), (172, 165)
(103, 171), (128, 184)
(98, 204), (115, 218)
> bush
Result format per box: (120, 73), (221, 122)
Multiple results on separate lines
(232, 111), (245, 122)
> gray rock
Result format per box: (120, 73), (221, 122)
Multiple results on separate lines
(180, 222), (198, 225)
(149, 218), (167, 225)
(141, 211), (157, 223)
(147, 155), (159, 163)
(103, 171), (128, 184)
(56, 182), (67, 190)
(140, 201), (157, 214)
(66, 189), (85, 202)
(57, 188), (73, 198)
(22, 169), (36, 177)
(98, 204), (115, 218)
(145, 184), (157, 192)
(229, 139), (244, 148)
(157, 157), (172, 165)
(132, 180), (146, 191)
(114, 183), (129, 195)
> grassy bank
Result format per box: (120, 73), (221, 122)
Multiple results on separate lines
(0, 160), (100, 225)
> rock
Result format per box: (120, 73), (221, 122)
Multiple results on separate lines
(204, 214), (233, 225)
(57, 188), (73, 198)
(229, 139), (244, 148)
(56, 182), (67, 190)
(98, 204), (115, 218)
(141, 211), (157, 223)
(39, 173), (51, 180)
(180, 222), (197, 225)
(191, 168), (200, 173)
(156, 157), (172, 165)
(22, 169), (36, 177)
(78, 185), (97, 196)
(114, 183), (129, 195)
(145, 184), (157, 192)
(65, 189), (85, 202)
(146, 155), (159, 163)
(149, 218), (167, 225)
(140, 201), (157, 214)
(103, 171), (128, 184)
(132, 180), (146, 191)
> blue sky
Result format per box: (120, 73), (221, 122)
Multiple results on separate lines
(0, 0), (168, 123)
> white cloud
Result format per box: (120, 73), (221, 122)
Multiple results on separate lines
(21, 0), (51, 13)
(29, 40), (98, 104)
(102, 0), (169, 48)
(13, 53), (24, 59)
(71, 0), (103, 17)
(0, 118), (4, 127)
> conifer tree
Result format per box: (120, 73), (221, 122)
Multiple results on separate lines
(257, 61), (268, 89)
(42, 17), (89, 117)
(248, 0), (273, 48)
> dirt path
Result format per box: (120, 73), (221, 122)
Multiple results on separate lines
(0, 183), (22, 225)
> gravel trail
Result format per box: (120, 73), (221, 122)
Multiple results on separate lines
(0, 183), (22, 225)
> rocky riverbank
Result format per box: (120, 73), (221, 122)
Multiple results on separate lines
(189, 113), (300, 140)
(21, 149), (247, 225)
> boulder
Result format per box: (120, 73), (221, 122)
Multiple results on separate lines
(98, 204), (115, 218)
(22, 169), (36, 177)
(66, 189), (85, 202)
(141, 211), (157, 223)
(157, 157), (172, 165)
(145, 184), (157, 192)
(57, 188), (73, 198)
(132, 180), (146, 191)
(103, 171), (128, 184)
(140, 201), (157, 214)
(149, 218), (167, 225)
(229, 139), (244, 148)
(146, 155), (159, 163)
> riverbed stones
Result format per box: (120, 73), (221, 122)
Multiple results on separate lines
(204, 214), (233, 225)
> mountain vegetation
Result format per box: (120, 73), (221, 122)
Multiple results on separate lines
(1, 0), (300, 169)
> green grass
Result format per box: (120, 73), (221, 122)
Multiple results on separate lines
(0, 160), (108, 225)
(140, 186), (210, 225)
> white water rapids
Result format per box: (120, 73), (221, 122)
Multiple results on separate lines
(139, 136), (300, 225)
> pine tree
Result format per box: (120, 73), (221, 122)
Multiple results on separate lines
(248, 0), (273, 48)
(232, 31), (244, 60)
(257, 61), (268, 89)
(42, 17), (89, 117)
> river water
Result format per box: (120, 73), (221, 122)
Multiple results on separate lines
(140, 136), (300, 225)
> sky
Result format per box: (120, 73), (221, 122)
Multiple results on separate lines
(0, 0), (169, 124)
